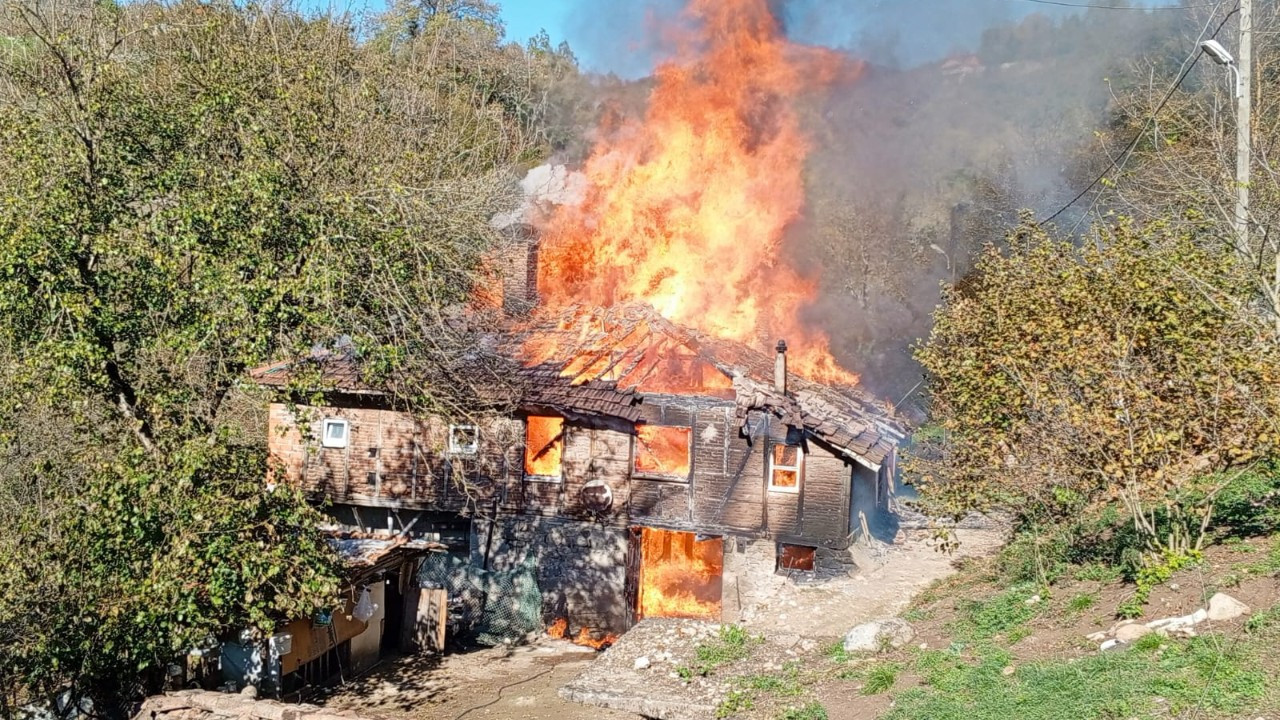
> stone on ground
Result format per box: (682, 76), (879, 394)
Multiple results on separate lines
(843, 618), (915, 653)
(1207, 592), (1251, 621)
(1115, 623), (1153, 643)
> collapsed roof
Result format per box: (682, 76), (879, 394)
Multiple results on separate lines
(249, 303), (905, 470)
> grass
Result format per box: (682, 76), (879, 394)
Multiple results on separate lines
(953, 581), (1043, 641)
(1244, 535), (1280, 575)
(1245, 603), (1280, 633)
(777, 701), (828, 720)
(1073, 562), (1123, 583)
(1065, 592), (1097, 614)
(679, 625), (761, 678)
(716, 690), (754, 718)
(881, 636), (1265, 719)
(862, 663), (900, 695)
(740, 661), (806, 696)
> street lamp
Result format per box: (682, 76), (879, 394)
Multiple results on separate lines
(1202, 33), (1252, 256)
(1201, 40), (1242, 98)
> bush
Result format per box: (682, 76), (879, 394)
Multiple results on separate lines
(1202, 464), (1280, 540)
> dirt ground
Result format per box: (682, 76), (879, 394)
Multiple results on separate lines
(317, 641), (637, 720)
(314, 528), (1006, 720)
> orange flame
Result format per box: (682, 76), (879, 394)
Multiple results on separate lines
(547, 617), (619, 650)
(537, 0), (862, 386)
(637, 528), (723, 621)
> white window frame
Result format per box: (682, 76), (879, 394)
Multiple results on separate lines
(767, 442), (803, 494)
(448, 424), (479, 455)
(320, 418), (350, 449)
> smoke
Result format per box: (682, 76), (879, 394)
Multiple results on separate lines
(554, 0), (1209, 408)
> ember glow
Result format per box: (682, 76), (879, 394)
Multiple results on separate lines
(636, 528), (723, 621)
(537, 0), (862, 386)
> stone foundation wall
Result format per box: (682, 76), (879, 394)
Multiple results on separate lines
(472, 515), (629, 631)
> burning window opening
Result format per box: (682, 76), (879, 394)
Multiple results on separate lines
(768, 442), (803, 493)
(447, 424), (478, 455)
(777, 543), (816, 572)
(632, 424), (692, 480)
(524, 415), (564, 479)
(635, 527), (723, 621)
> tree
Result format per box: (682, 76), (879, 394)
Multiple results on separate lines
(0, 0), (563, 713)
(911, 218), (1280, 560)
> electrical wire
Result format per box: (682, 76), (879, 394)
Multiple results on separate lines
(1040, 4), (1240, 225)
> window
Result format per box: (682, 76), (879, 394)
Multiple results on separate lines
(777, 543), (816, 572)
(768, 442), (803, 493)
(448, 425), (479, 455)
(633, 424), (692, 480)
(524, 415), (564, 480)
(321, 418), (349, 449)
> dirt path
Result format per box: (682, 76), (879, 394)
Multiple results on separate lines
(736, 528), (1006, 639)
(318, 642), (638, 720)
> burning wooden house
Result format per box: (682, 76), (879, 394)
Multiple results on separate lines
(251, 302), (905, 643)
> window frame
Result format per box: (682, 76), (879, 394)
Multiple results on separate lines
(631, 423), (694, 482)
(767, 441), (803, 494)
(523, 415), (565, 483)
(447, 424), (479, 455)
(320, 418), (350, 449)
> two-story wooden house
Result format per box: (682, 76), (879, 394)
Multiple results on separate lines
(252, 302), (904, 644)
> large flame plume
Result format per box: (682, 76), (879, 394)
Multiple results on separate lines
(537, 0), (862, 385)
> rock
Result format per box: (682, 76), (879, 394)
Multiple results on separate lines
(843, 618), (915, 653)
(1001, 665), (1016, 676)
(1024, 594), (1042, 606)
(1146, 608), (1207, 632)
(1085, 630), (1109, 642)
(1207, 593), (1251, 621)
(1100, 638), (1125, 652)
(1115, 624), (1153, 643)
(633, 656), (651, 670)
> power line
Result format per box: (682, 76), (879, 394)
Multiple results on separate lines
(1006, 0), (1220, 9)
(1041, 4), (1240, 225)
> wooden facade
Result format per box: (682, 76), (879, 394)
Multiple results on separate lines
(268, 390), (886, 550)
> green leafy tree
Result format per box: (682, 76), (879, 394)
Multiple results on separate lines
(911, 219), (1280, 559)
(0, 0), (566, 713)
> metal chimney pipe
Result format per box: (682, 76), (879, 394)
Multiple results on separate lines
(774, 339), (788, 394)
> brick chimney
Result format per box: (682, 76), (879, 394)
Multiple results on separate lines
(498, 223), (539, 316)
(774, 339), (787, 394)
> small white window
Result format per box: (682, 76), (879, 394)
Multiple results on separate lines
(768, 443), (803, 493)
(448, 425), (479, 455)
(321, 418), (349, 449)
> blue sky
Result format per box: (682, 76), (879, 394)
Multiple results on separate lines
(314, 1), (1193, 77)
(499, 0), (574, 48)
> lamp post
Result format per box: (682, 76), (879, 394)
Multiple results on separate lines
(1201, 9), (1251, 257)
